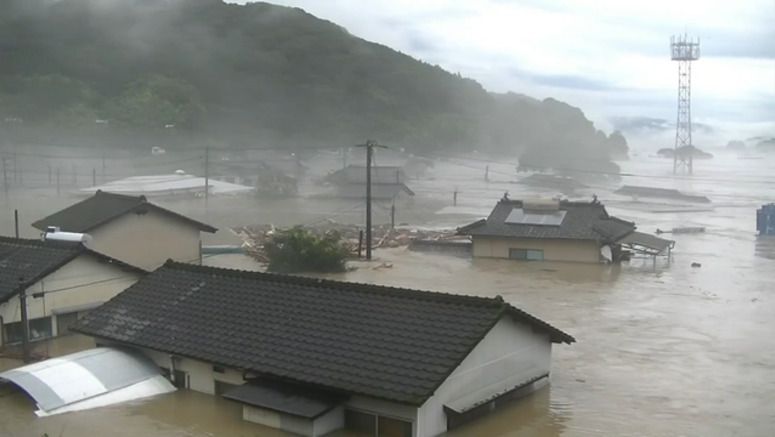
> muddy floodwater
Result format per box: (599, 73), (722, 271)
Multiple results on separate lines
(1, 150), (774, 436)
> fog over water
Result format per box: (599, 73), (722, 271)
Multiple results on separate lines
(1, 149), (774, 436)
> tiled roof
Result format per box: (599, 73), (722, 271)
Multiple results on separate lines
(327, 166), (406, 185)
(0, 237), (144, 304)
(335, 183), (415, 200)
(31, 190), (217, 233)
(75, 261), (573, 405)
(458, 199), (635, 242)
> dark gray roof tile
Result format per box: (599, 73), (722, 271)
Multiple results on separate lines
(32, 190), (217, 233)
(75, 261), (573, 405)
(458, 199), (635, 242)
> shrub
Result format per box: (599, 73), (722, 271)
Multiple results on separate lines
(264, 226), (349, 273)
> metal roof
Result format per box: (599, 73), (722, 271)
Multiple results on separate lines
(0, 347), (175, 416)
(223, 379), (347, 419)
(617, 231), (674, 254)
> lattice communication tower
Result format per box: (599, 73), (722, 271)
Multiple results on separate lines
(670, 34), (700, 175)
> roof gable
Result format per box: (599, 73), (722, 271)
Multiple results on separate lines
(458, 199), (635, 242)
(75, 262), (573, 405)
(0, 237), (146, 304)
(32, 190), (217, 233)
(0, 237), (82, 303)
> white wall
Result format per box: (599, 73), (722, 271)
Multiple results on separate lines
(88, 208), (203, 271)
(416, 316), (552, 437)
(473, 236), (601, 263)
(0, 254), (140, 344)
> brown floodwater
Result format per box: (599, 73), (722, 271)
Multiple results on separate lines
(1, 151), (774, 436)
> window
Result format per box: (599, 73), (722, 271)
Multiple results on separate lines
(509, 248), (544, 261)
(4, 317), (53, 344)
(56, 310), (90, 336)
(344, 410), (412, 437)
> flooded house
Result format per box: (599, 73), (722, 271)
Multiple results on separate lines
(74, 261), (574, 437)
(0, 237), (143, 348)
(458, 198), (636, 263)
(326, 165), (415, 202)
(31, 190), (217, 271)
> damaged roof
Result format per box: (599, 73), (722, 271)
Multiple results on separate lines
(0, 237), (145, 304)
(458, 199), (635, 243)
(31, 190), (217, 233)
(75, 261), (574, 405)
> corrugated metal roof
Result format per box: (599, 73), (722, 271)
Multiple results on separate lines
(0, 347), (174, 416)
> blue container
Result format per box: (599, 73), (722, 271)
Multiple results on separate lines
(758, 204), (775, 235)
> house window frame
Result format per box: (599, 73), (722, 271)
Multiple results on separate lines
(344, 408), (413, 437)
(509, 248), (544, 261)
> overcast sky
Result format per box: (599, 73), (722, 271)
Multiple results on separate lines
(244, 0), (774, 143)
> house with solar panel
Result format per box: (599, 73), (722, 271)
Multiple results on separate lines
(31, 190), (217, 271)
(74, 261), (574, 437)
(0, 237), (143, 348)
(458, 198), (638, 263)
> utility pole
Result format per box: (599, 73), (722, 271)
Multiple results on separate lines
(14, 209), (19, 238)
(355, 139), (387, 260)
(485, 165), (490, 182)
(92, 168), (97, 186)
(390, 202), (396, 229)
(204, 146), (210, 207)
(453, 188), (459, 206)
(2, 157), (8, 197)
(19, 276), (30, 363)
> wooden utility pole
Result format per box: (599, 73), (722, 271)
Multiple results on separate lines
(356, 140), (387, 260)
(92, 168), (97, 186)
(2, 157), (8, 197)
(204, 146), (210, 207)
(14, 209), (19, 238)
(390, 202), (396, 229)
(19, 276), (30, 363)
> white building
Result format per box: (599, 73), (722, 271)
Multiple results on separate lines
(0, 237), (143, 348)
(75, 261), (574, 437)
(32, 190), (217, 271)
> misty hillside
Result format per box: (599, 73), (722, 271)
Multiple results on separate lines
(0, 0), (626, 171)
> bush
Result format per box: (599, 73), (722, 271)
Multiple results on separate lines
(264, 227), (349, 273)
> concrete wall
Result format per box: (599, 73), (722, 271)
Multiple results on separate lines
(416, 316), (552, 437)
(472, 236), (600, 263)
(0, 254), (140, 345)
(88, 208), (203, 271)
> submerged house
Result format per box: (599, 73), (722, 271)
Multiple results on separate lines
(31, 190), (217, 271)
(74, 261), (574, 437)
(0, 237), (143, 348)
(458, 198), (636, 263)
(326, 165), (415, 202)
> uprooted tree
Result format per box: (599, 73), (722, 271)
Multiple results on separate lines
(264, 227), (350, 273)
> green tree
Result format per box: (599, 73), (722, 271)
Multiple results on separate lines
(264, 227), (349, 273)
(105, 75), (204, 130)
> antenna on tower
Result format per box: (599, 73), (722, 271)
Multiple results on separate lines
(670, 34), (700, 175)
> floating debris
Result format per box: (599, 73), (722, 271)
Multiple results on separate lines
(233, 221), (459, 262)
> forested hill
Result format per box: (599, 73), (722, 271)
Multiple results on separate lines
(0, 0), (627, 170)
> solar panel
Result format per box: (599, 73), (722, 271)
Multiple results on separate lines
(505, 208), (567, 226)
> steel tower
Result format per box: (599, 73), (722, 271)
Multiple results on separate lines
(670, 34), (700, 175)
